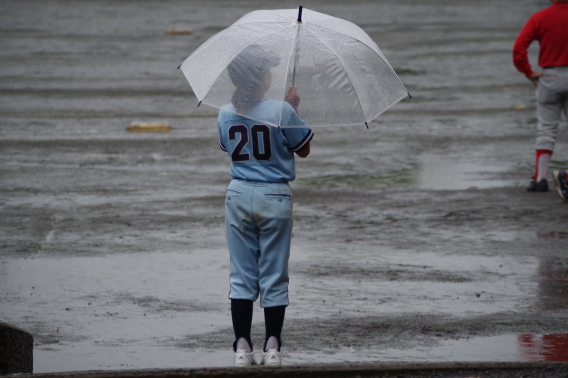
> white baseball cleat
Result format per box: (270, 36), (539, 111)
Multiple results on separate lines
(234, 349), (256, 367)
(260, 348), (281, 366)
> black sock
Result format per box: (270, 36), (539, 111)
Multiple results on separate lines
(264, 305), (286, 351)
(231, 299), (253, 352)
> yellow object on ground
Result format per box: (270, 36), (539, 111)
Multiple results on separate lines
(127, 122), (170, 132)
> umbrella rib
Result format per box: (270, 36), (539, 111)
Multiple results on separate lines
(303, 25), (368, 125)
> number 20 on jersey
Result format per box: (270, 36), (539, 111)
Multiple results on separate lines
(229, 124), (272, 162)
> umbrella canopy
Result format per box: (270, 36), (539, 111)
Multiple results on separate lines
(180, 7), (409, 128)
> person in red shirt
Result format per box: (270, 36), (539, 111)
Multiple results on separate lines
(513, 0), (568, 192)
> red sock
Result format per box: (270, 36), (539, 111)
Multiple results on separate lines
(534, 149), (553, 181)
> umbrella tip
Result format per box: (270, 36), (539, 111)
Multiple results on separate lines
(297, 6), (303, 22)
(365, 122), (369, 129)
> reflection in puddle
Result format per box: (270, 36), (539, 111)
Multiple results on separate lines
(536, 257), (568, 311)
(537, 231), (568, 240)
(518, 334), (568, 362)
(286, 334), (568, 363)
(400, 334), (568, 362)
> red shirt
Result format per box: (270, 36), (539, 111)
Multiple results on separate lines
(513, 2), (568, 77)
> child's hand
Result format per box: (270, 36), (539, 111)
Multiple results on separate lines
(285, 87), (300, 114)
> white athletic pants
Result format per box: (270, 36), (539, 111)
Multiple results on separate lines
(535, 67), (568, 151)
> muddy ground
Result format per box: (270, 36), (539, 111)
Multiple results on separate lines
(1, 0), (568, 373)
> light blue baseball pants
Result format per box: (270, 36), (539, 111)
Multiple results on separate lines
(225, 179), (293, 308)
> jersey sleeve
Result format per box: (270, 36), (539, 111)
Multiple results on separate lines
(218, 113), (228, 152)
(219, 135), (227, 152)
(281, 104), (314, 152)
(286, 127), (314, 152)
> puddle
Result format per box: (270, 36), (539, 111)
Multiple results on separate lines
(1, 247), (545, 373)
(391, 334), (568, 362)
(337, 335), (523, 362)
(536, 256), (568, 311)
(294, 168), (415, 191)
(286, 334), (568, 364)
(33, 333), (568, 372)
(295, 158), (512, 191)
(0, 250), (233, 373)
(416, 158), (510, 190)
(288, 247), (540, 317)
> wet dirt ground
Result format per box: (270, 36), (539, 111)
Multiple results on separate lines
(1, 0), (568, 374)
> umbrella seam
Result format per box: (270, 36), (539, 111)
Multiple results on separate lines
(303, 24), (368, 125)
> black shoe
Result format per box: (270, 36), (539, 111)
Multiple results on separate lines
(527, 179), (548, 192)
(552, 171), (568, 203)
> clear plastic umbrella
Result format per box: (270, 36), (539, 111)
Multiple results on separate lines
(180, 7), (409, 128)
